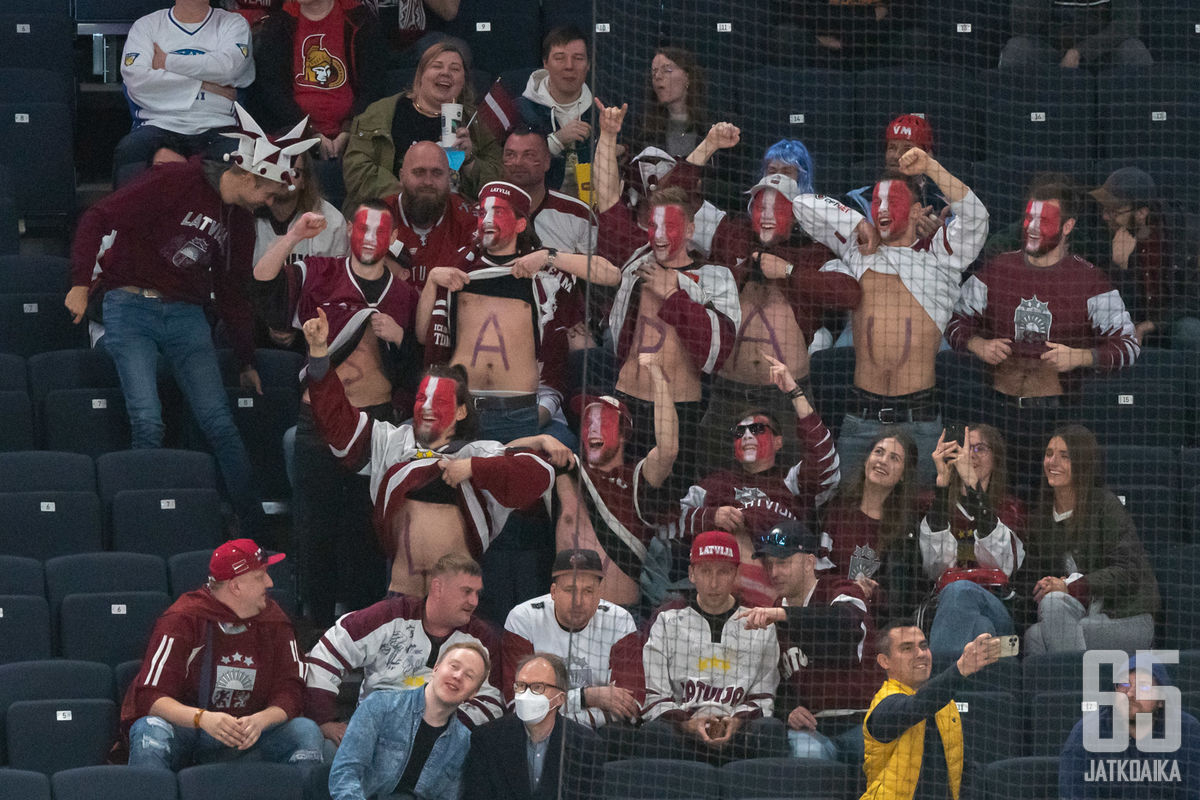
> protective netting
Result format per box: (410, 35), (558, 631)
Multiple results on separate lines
(554, 1), (1200, 798)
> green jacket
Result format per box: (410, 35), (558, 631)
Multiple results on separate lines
(341, 92), (502, 213)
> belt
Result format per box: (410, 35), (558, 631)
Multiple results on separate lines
(1009, 395), (1061, 409)
(471, 393), (536, 412)
(713, 374), (813, 403)
(119, 285), (164, 300)
(853, 397), (939, 423)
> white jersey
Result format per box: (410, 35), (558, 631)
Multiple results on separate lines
(252, 199), (349, 268)
(121, 8), (255, 134)
(642, 600), (779, 722)
(532, 190), (597, 254)
(793, 191), (989, 332)
(502, 593), (642, 729)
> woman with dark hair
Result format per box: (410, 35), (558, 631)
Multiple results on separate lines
(639, 47), (708, 158)
(919, 424), (1026, 655)
(823, 430), (926, 624)
(1018, 424), (1158, 654)
(342, 40), (501, 209)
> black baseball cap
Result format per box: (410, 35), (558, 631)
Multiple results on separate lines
(551, 548), (604, 577)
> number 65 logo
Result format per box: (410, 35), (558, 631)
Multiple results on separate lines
(1083, 650), (1181, 753)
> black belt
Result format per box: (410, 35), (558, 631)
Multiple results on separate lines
(853, 389), (939, 423)
(1007, 394), (1061, 409)
(471, 393), (536, 411)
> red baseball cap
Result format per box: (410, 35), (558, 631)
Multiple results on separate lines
(885, 114), (933, 153)
(209, 539), (285, 582)
(690, 531), (740, 566)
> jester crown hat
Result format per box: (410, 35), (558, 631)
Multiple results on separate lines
(222, 103), (320, 191)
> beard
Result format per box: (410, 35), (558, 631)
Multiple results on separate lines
(403, 190), (445, 228)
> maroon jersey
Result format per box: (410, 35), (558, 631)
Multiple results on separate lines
(384, 192), (477, 291)
(823, 502), (884, 584)
(576, 458), (681, 579)
(947, 251), (1139, 368)
(678, 413), (840, 539)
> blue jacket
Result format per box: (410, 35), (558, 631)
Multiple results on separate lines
(1060, 706), (1200, 800)
(330, 687), (470, 800)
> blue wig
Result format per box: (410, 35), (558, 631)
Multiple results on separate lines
(761, 139), (814, 194)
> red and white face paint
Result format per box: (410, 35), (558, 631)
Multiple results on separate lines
(732, 416), (778, 466)
(647, 204), (687, 258)
(1022, 199), (1064, 256)
(582, 403), (623, 466)
(476, 195), (520, 251)
(870, 180), (914, 242)
(750, 189), (794, 246)
(412, 375), (459, 445)
(350, 207), (394, 265)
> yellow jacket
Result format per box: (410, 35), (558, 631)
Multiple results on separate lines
(861, 678), (963, 800)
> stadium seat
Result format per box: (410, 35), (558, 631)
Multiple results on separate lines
(1101, 445), (1180, 489)
(0, 102), (74, 219)
(0, 450), (95, 492)
(1028, 691), (1086, 757)
(184, 387), (297, 501)
(954, 690), (1024, 764)
(1108, 484), (1183, 553)
(0, 255), (72, 294)
(980, 70), (1096, 163)
(1023, 651), (1088, 695)
(0, 555), (43, 595)
(73, 0), (167, 24)
(921, 0), (1008, 70)
(39, 389), (130, 456)
(177, 762), (306, 800)
(26, 350), (122, 430)
(0, 491), (103, 560)
(111, 488), (223, 558)
(0, 194), (16, 256)
(53, 765), (179, 800)
(1078, 361), (1194, 448)
(541, 0), (590, 35)
(59, 591), (171, 667)
(935, 350), (990, 427)
(719, 757), (862, 799)
(0, 293), (88, 357)
(44, 553), (169, 619)
(808, 346), (856, 440)
(853, 67), (983, 165)
(96, 448), (219, 507)
(0, 595), (51, 664)
(0, 659), (113, 764)
(115, 659), (141, 704)
(0, 69), (73, 109)
(1096, 66), (1200, 161)
(591, 0), (659, 120)
(660, 3), (774, 94)
(0, 391), (33, 452)
(5, 698), (117, 774)
(0, 768), (50, 800)
(977, 756), (1060, 800)
(601, 758), (721, 799)
(1145, 6), (1200, 65)
(1174, 649), (1200, 698)
(1157, 545), (1200, 651)
(0, 15), (73, 83)
(438, 0), (541, 77)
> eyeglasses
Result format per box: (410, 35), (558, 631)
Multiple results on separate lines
(731, 422), (775, 439)
(1114, 682), (1154, 693)
(513, 681), (563, 695)
(969, 443), (992, 454)
(650, 65), (677, 78)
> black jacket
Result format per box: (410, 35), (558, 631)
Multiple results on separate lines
(462, 713), (603, 800)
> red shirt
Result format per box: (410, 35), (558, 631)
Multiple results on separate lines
(384, 192), (478, 292)
(292, 1), (354, 137)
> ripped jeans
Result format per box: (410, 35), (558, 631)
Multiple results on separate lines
(128, 714), (324, 771)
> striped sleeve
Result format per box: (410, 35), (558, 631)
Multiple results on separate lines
(785, 411), (841, 510)
(947, 274), (988, 352)
(1087, 287), (1140, 369)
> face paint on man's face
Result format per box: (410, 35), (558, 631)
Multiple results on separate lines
(582, 404), (622, 466)
(750, 190), (794, 246)
(647, 204), (687, 258)
(476, 196), (519, 250)
(733, 417), (778, 465)
(412, 375), (459, 444)
(1022, 199), (1064, 256)
(350, 207), (394, 265)
(870, 180), (914, 242)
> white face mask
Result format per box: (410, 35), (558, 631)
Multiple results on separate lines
(513, 689), (552, 724)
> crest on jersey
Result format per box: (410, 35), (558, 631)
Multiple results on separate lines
(297, 34), (346, 89)
(733, 486), (768, 505)
(847, 544), (880, 581)
(238, 42), (249, 58)
(1013, 295), (1052, 344)
(124, 53), (139, 66)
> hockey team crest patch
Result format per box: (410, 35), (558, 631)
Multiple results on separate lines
(1014, 295), (1052, 344)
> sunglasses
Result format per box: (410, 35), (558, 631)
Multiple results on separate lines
(731, 422), (775, 438)
(755, 530), (809, 551)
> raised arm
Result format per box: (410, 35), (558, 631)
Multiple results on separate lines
(254, 212), (327, 281)
(685, 122), (740, 167)
(593, 98), (627, 215)
(641, 351), (678, 487)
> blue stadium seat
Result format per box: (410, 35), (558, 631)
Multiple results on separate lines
(921, 0), (1008, 70)
(591, 0), (659, 117)
(0, 255), (72, 294)
(44, 553), (169, 619)
(660, 3), (774, 95)
(5, 698), (117, 774)
(977, 756), (1060, 800)
(0, 391), (33, 451)
(719, 757), (862, 799)
(0, 491), (104, 559)
(73, 0), (167, 24)
(115, 659), (141, 704)
(0, 15), (73, 83)
(0, 450), (95, 492)
(1145, 6), (1200, 65)
(1101, 445), (1180, 489)
(60, 591), (171, 667)
(0, 595), (50, 664)
(53, 765), (179, 800)
(1174, 649), (1200, 698)
(1108, 484), (1183, 553)
(540, 0), (589, 35)
(955, 690), (1024, 764)
(980, 70), (1096, 162)
(601, 758), (721, 799)
(853, 67), (983, 165)
(0, 555), (43, 595)
(167, 550), (214, 598)
(1157, 545), (1200, 651)
(0, 660), (113, 764)
(0, 294), (88, 357)
(1096, 66), (1200, 161)
(1023, 651), (1089, 695)
(0, 69), (73, 108)
(1028, 691), (1086, 758)
(26, 348), (121, 413)
(0, 102), (74, 219)
(177, 762), (306, 800)
(96, 449), (218, 508)
(0, 194), (16, 255)
(438, 0), (541, 77)
(1078, 360), (1194, 448)
(40, 388), (131, 456)
(0, 768), (50, 800)
(111, 488), (223, 558)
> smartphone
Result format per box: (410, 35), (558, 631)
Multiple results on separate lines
(944, 423), (966, 447)
(999, 635), (1020, 658)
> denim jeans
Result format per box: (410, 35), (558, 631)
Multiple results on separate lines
(127, 715), (324, 770)
(929, 580), (1016, 656)
(102, 290), (260, 528)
